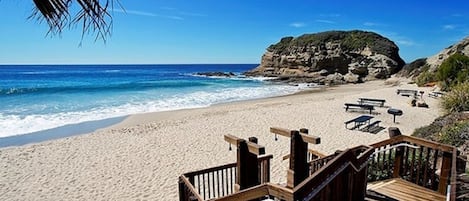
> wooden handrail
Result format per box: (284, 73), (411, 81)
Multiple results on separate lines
(184, 163), (237, 178)
(214, 184), (269, 201)
(180, 132), (460, 201)
(282, 149), (327, 161)
(368, 134), (459, 196)
(257, 154), (273, 161)
(293, 145), (374, 199)
(449, 148), (458, 201)
(224, 134), (265, 155)
(270, 127), (321, 144)
(370, 135), (454, 153)
(308, 149), (327, 158)
(179, 175), (204, 201)
(215, 183), (294, 201)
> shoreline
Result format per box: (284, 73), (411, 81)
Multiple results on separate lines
(0, 84), (327, 148)
(105, 84), (329, 131)
(0, 116), (127, 148)
(0, 78), (444, 200)
(0, 83), (324, 149)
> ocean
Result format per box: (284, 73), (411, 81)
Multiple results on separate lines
(0, 64), (309, 141)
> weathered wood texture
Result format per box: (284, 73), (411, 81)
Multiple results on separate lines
(180, 130), (460, 201)
(367, 178), (446, 201)
(368, 135), (459, 198)
(293, 145), (374, 201)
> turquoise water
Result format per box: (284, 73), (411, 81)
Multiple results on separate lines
(0, 64), (306, 138)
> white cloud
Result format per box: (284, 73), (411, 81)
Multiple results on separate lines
(396, 40), (416, 46)
(290, 22), (306, 28)
(113, 8), (184, 20)
(364, 22), (376, 26)
(315, 19), (335, 24)
(363, 22), (387, 27)
(319, 13), (341, 18)
(164, 15), (184, 20)
(113, 8), (157, 17)
(370, 30), (417, 47)
(160, 7), (176, 11)
(179, 12), (207, 17)
(443, 24), (456, 30)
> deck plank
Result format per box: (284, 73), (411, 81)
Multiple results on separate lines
(367, 178), (446, 201)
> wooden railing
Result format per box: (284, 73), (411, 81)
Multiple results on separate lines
(308, 152), (339, 175)
(294, 145), (374, 201)
(180, 163), (237, 201)
(215, 183), (293, 201)
(180, 135), (461, 201)
(368, 135), (458, 198)
(257, 154), (273, 184)
(307, 149), (327, 162)
(179, 155), (273, 201)
(215, 145), (374, 201)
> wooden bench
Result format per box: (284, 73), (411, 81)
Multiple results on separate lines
(344, 103), (375, 114)
(358, 98), (386, 107)
(428, 91), (445, 98)
(344, 115), (373, 129)
(396, 89), (418, 97)
(360, 120), (382, 133)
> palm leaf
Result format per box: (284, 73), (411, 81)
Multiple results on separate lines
(31, 0), (119, 42)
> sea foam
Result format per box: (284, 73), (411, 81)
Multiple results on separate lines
(0, 84), (301, 137)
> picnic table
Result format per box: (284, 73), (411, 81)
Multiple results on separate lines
(358, 98), (386, 107)
(344, 103), (375, 114)
(344, 115), (373, 129)
(396, 89), (418, 97)
(428, 91), (445, 98)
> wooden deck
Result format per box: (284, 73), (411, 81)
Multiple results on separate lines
(367, 178), (446, 201)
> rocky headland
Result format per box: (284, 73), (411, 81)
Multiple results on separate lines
(398, 36), (469, 78)
(194, 72), (236, 77)
(245, 30), (405, 84)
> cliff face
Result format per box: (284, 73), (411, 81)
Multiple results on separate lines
(426, 36), (469, 72)
(246, 30), (405, 83)
(399, 36), (469, 78)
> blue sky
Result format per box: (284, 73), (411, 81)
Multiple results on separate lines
(1, 0), (469, 64)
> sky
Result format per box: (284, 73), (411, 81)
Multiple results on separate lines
(1, 0), (469, 64)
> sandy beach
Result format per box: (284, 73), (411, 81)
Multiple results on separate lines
(0, 79), (443, 200)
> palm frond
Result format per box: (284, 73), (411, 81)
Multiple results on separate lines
(31, 0), (117, 42)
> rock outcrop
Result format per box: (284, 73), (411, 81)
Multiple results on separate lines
(195, 72), (236, 77)
(245, 30), (405, 84)
(398, 36), (469, 78)
(426, 36), (469, 72)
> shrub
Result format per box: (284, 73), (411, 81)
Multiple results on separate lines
(437, 53), (469, 90)
(415, 70), (437, 87)
(441, 82), (469, 113)
(412, 124), (441, 141)
(439, 121), (469, 147)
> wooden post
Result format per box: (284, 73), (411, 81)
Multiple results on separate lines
(457, 152), (467, 174)
(438, 151), (452, 194)
(270, 127), (320, 188)
(389, 127), (403, 178)
(236, 140), (260, 192)
(178, 177), (185, 201)
(225, 135), (264, 192)
(248, 137), (258, 144)
(388, 127), (402, 138)
(287, 129), (309, 188)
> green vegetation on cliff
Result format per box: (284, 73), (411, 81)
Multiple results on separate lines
(442, 82), (469, 113)
(413, 112), (469, 147)
(267, 30), (402, 61)
(415, 53), (469, 89)
(437, 53), (469, 90)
